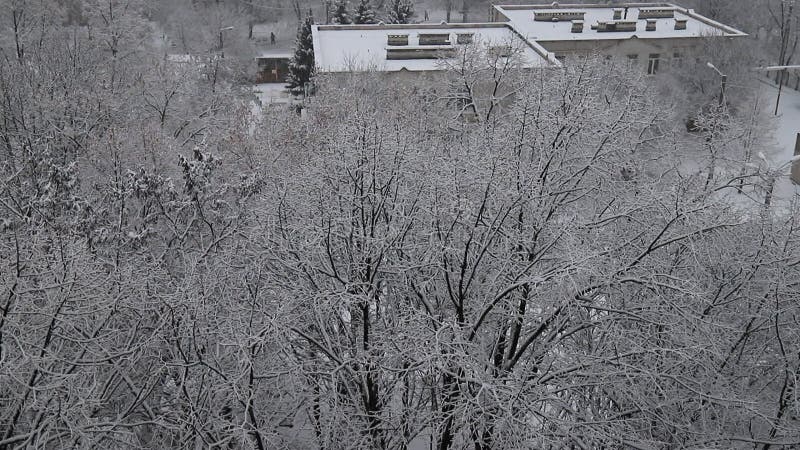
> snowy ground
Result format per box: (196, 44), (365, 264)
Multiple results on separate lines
(758, 81), (800, 207)
(672, 80), (800, 212)
(249, 83), (293, 130)
(252, 22), (296, 48)
(251, 83), (292, 118)
(254, 83), (291, 105)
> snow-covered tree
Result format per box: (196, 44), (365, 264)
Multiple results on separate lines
(330, 0), (352, 24)
(5, 3), (800, 448)
(265, 59), (800, 449)
(352, 0), (378, 24)
(286, 12), (315, 96)
(385, 0), (414, 24)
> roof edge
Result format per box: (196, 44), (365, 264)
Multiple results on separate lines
(668, 3), (748, 37)
(316, 22), (511, 31)
(494, 3), (676, 10)
(311, 24), (323, 72)
(501, 23), (561, 66)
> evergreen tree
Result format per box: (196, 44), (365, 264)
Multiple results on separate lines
(331, 0), (352, 24)
(386, 0), (414, 24)
(286, 12), (315, 96)
(352, 0), (378, 24)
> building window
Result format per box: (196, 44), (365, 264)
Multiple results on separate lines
(672, 51), (683, 67)
(457, 33), (474, 44)
(489, 45), (513, 58)
(647, 53), (660, 75)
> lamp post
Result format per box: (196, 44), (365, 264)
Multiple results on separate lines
(706, 62), (727, 107)
(219, 26), (234, 58)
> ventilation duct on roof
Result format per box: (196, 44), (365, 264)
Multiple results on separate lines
(675, 18), (687, 30)
(571, 20), (584, 33)
(646, 19), (656, 31)
(534, 11), (585, 21)
(387, 34), (409, 46)
(638, 8), (675, 19)
(419, 33), (451, 45)
(595, 20), (637, 32)
(386, 47), (456, 59)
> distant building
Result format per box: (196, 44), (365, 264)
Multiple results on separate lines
(312, 22), (559, 74)
(490, 3), (747, 74)
(311, 3), (747, 76)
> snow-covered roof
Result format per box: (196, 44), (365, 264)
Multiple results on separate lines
(255, 48), (292, 59)
(312, 23), (559, 73)
(166, 54), (208, 64)
(492, 3), (747, 42)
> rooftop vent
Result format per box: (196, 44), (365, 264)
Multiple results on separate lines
(613, 8), (622, 20)
(571, 20), (584, 33)
(638, 8), (675, 19)
(595, 20), (637, 32)
(419, 33), (451, 45)
(534, 10), (585, 22)
(386, 47), (456, 60)
(675, 18), (687, 30)
(388, 34), (409, 46)
(646, 19), (656, 31)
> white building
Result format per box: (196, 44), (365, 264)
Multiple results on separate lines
(311, 22), (559, 74)
(311, 3), (747, 75)
(490, 3), (747, 74)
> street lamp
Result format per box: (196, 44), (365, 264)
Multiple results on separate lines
(219, 26), (234, 58)
(706, 62), (727, 107)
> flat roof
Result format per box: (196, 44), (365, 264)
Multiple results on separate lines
(312, 23), (559, 73)
(493, 3), (747, 42)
